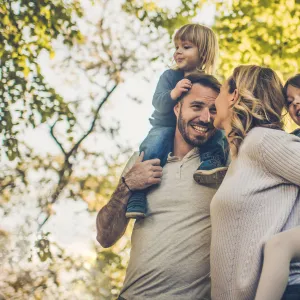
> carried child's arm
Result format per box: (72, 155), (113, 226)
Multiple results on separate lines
(255, 227), (300, 300)
(153, 70), (191, 113)
(170, 79), (192, 100)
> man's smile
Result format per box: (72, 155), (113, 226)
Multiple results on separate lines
(190, 124), (209, 133)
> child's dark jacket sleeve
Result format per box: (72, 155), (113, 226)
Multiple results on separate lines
(152, 70), (177, 114)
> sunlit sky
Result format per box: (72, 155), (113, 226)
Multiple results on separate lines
(24, 0), (215, 157)
(2, 0), (215, 256)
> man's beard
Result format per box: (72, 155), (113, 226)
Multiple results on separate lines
(178, 107), (215, 147)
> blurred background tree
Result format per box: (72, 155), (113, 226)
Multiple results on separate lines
(0, 0), (82, 160)
(1, 0), (164, 298)
(123, 0), (300, 79)
(1, 0), (299, 299)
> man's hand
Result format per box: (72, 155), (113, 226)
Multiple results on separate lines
(96, 152), (163, 248)
(124, 152), (163, 190)
(170, 79), (192, 100)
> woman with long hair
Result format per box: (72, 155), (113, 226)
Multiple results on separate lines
(254, 74), (300, 300)
(210, 65), (300, 300)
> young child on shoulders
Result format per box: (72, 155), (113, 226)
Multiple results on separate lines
(255, 74), (300, 300)
(125, 24), (229, 219)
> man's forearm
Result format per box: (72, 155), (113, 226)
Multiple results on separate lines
(96, 181), (130, 248)
(96, 152), (162, 247)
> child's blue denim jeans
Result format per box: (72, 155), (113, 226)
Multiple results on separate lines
(293, 128), (300, 137)
(140, 126), (228, 168)
(140, 126), (175, 167)
(126, 126), (228, 218)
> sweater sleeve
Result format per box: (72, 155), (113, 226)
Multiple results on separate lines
(259, 130), (300, 186)
(152, 70), (177, 114)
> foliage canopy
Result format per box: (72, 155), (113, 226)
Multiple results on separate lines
(0, 0), (82, 160)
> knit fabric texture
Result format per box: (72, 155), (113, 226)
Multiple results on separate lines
(210, 127), (300, 300)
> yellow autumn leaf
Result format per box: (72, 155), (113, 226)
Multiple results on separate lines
(40, 7), (51, 19)
(23, 65), (30, 77)
(3, 15), (11, 26)
(49, 50), (55, 59)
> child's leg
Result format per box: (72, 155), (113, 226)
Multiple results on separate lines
(126, 126), (175, 219)
(281, 285), (300, 300)
(292, 129), (300, 137)
(140, 126), (175, 165)
(193, 129), (229, 185)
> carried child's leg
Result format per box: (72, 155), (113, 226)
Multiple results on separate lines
(193, 129), (229, 185)
(126, 126), (175, 219)
(292, 128), (300, 137)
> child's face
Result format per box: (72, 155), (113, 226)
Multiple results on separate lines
(173, 39), (200, 72)
(286, 84), (300, 126)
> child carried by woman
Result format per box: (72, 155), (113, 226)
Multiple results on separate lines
(255, 74), (300, 300)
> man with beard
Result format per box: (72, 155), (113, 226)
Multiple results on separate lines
(96, 73), (222, 300)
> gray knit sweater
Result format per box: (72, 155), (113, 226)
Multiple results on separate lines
(210, 127), (300, 300)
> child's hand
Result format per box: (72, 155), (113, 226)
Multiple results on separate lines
(170, 79), (192, 100)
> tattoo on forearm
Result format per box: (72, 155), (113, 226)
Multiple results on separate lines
(96, 182), (130, 246)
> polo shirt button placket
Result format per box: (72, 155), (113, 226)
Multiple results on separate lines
(175, 162), (182, 179)
(179, 163), (183, 178)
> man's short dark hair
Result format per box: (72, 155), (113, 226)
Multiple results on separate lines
(178, 72), (221, 102)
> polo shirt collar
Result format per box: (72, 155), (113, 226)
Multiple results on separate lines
(167, 147), (199, 163)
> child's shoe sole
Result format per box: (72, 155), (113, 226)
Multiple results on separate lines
(125, 212), (146, 219)
(193, 167), (228, 186)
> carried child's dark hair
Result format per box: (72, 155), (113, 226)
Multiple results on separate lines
(283, 74), (300, 107)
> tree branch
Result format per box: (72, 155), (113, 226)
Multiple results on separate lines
(37, 166), (72, 231)
(50, 120), (67, 156)
(37, 84), (118, 231)
(0, 181), (15, 193)
(67, 83), (118, 158)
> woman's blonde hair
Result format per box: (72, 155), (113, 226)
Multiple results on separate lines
(227, 65), (285, 153)
(173, 24), (218, 75)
